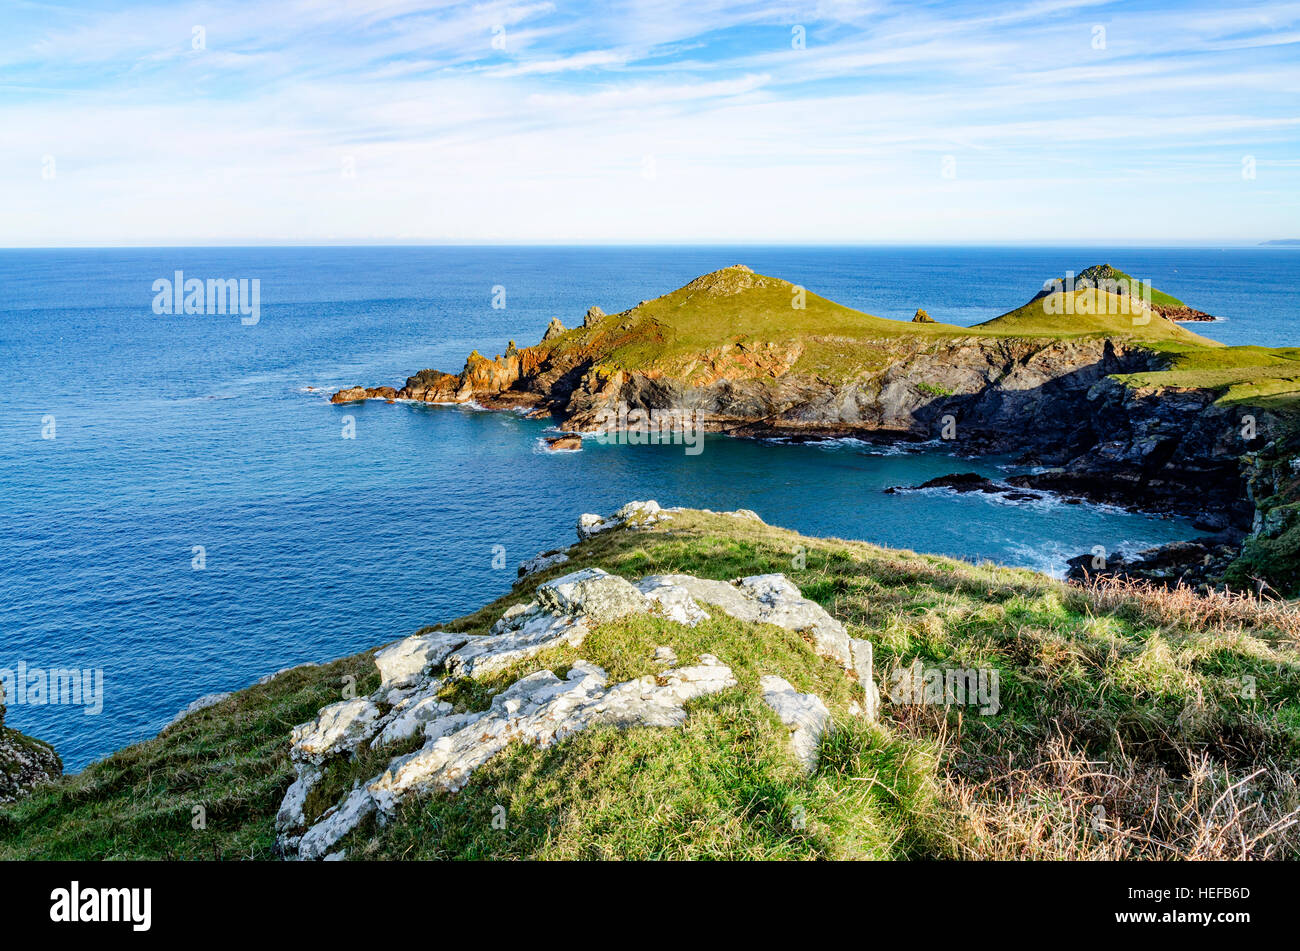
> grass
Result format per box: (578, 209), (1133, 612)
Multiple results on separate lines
(533, 266), (1219, 385)
(1042, 264), (1189, 311)
(4, 509), (1299, 860)
(971, 289), (1214, 344)
(1113, 345), (1300, 413)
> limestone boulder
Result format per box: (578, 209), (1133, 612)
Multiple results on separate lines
(537, 567), (651, 623)
(759, 675), (831, 772)
(291, 698), (383, 765)
(738, 574), (853, 668)
(374, 632), (469, 690)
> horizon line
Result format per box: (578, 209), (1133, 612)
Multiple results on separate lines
(1, 240), (1295, 251)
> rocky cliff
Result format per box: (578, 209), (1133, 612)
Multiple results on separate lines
(331, 266), (1299, 593)
(0, 687), (61, 804)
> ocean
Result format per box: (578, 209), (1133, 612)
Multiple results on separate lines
(2, 245), (1296, 769)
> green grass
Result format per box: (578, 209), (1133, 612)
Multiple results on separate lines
(1047, 264), (1189, 310)
(4, 509), (1298, 860)
(972, 288), (1215, 344)
(534, 266), (1220, 385)
(1111, 345), (1300, 413)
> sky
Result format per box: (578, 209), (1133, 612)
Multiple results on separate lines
(1, 0), (1298, 246)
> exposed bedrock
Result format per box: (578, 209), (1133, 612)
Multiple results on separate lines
(333, 333), (1274, 527)
(0, 686), (62, 803)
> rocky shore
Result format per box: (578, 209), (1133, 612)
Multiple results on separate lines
(330, 265), (1296, 594)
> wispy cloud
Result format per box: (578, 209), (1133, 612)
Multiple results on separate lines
(1, 0), (1297, 244)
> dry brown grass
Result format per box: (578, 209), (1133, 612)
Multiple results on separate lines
(887, 699), (1300, 860)
(1074, 574), (1300, 642)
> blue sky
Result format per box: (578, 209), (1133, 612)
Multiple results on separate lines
(2, 0), (1298, 245)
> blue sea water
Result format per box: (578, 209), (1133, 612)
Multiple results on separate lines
(2, 245), (1297, 769)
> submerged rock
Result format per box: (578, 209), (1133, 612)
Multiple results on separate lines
(330, 385), (398, 404)
(886, 473), (1047, 504)
(1065, 535), (1242, 591)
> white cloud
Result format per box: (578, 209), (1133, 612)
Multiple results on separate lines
(0, 0), (1296, 244)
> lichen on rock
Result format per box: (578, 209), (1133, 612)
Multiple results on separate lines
(0, 685), (62, 804)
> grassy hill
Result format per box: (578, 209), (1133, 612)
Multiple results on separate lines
(4, 509), (1298, 860)
(1114, 345), (1300, 415)
(1033, 263), (1191, 311)
(536, 265), (1221, 383)
(531, 265), (1300, 416)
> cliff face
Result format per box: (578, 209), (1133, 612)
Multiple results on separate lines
(349, 332), (1264, 522)
(328, 265), (1297, 592)
(0, 689), (62, 804)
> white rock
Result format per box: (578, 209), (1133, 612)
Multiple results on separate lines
(576, 500), (670, 540)
(255, 662), (320, 686)
(636, 577), (712, 626)
(291, 657), (737, 857)
(537, 567), (650, 623)
(759, 675), (832, 773)
(850, 638), (880, 722)
(374, 632), (470, 690)
(518, 549), (571, 578)
(641, 574), (761, 623)
(370, 667), (610, 807)
(166, 692), (232, 728)
(614, 500), (663, 521)
(491, 601), (541, 634)
(371, 680), (452, 749)
(445, 612), (588, 679)
(275, 763), (322, 834)
(738, 574), (853, 669)
(278, 563), (863, 860)
(291, 698), (383, 765)
(297, 785), (377, 861)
